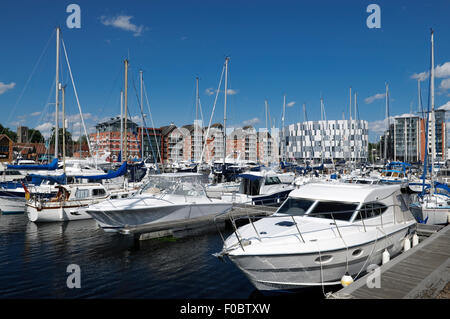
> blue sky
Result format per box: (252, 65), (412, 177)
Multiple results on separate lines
(1, 0), (450, 142)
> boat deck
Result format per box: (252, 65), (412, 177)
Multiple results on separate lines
(329, 223), (450, 299)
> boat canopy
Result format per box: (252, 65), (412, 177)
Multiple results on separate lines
(7, 158), (58, 170)
(73, 162), (127, 181)
(28, 173), (67, 185)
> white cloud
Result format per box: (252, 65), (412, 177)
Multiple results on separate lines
(411, 62), (450, 81)
(436, 62), (450, 78)
(205, 88), (215, 96)
(364, 93), (386, 104)
(35, 122), (54, 138)
(286, 101), (296, 107)
(439, 78), (450, 90)
(368, 116), (395, 135)
(205, 88), (238, 96)
(0, 82), (16, 94)
(100, 15), (146, 37)
(438, 101), (450, 111)
(30, 111), (41, 117)
(411, 71), (429, 81)
(242, 117), (260, 126)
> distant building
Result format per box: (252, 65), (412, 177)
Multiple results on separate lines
(227, 126), (258, 163)
(203, 123), (224, 163)
(393, 114), (421, 162)
(392, 110), (446, 163)
(13, 143), (48, 162)
(137, 127), (162, 163)
(0, 134), (13, 163)
(284, 119), (369, 161)
(89, 117), (140, 161)
(17, 126), (29, 143)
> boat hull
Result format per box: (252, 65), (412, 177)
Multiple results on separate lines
(87, 202), (232, 231)
(26, 203), (92, 222)
(227, 226), (412, 291)
(0, 196), (25, 214)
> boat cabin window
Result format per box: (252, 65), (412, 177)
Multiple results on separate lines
(5, 171), (21, 175)
(276, 198), (315, 216)
(75, 189), (90, 199)
(240, 178), (261, 196)
(392, 172), (399, 177)
(354, 202), (388, 220)
(264, 176), (281, 185)
(92, 188), (106, 197)
(308, 201), (358, 221)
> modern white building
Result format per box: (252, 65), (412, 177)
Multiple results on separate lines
(283, 119), (369, 161)
(393, 114), (421, 163)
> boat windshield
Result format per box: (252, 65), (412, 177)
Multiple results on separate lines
(140, 176), (177, 194)
(140, 175), (206, 197)
(307, 201), (358, 221)
(264, 176), (281, 185)
(276, 198), (315, 216)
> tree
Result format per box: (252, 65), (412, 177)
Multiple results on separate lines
(77, 135), (88, 145)
(49, 127), (73, 156)
(27, 128), (45, 143)
(0, 123), (17, 142)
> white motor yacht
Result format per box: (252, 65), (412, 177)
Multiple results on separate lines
(216, 182), (417, 291)
(221, 171), (294, 206)
(85, 173), (232, 232)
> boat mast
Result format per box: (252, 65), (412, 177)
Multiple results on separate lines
(320, 96), (325, 165)
(265, 99), (269, 165)
(120, 90), (123, 161)
(55, 27), (60, 160)
(140, 70), (144, 160)
(349, 87), (352, 163)
(430, 29), (436, 194)
(195, 76), (200, 163)
(354, 92), (358, 163)
(123, 59), (129, 162)
(384, 83), (389, 162)
(61, 84), (66, 175)
(223, 57), (229, 166)
(282, 94), (286, 163)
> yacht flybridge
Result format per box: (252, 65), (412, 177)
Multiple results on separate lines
(216, 182), (417, 291)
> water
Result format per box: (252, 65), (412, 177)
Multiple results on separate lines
(0, 213), (267, 298)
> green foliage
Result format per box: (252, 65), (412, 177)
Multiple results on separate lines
(0, 123), (17, 142)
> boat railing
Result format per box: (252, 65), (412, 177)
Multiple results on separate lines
(215, 203), (408, 251)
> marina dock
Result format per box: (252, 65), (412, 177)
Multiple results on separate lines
(329, 224), (450, 299)
(118, 203), (278, 241)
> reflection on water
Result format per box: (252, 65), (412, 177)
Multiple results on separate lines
(0, 213), (333, 299)
(0, 213), (257, 298)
